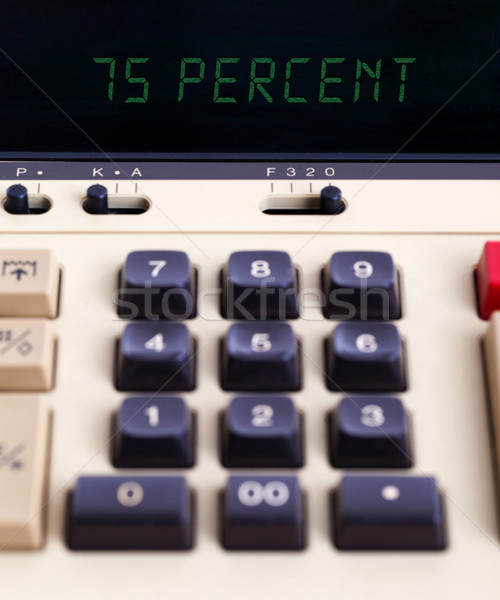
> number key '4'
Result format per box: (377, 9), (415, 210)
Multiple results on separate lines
(116, 322), (196, 391)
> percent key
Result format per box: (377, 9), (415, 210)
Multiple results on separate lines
(0, 396), (51, 549)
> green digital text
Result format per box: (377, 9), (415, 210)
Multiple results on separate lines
(214, 58), (240, 103)
(249, 58), (275, 102)
(319, 58), (345, 103)
(178, 58), (205, 102)
(93, 56), (416, 105)
(284, 58), (310, 103)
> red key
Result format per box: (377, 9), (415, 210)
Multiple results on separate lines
(476, 242), (500, 319)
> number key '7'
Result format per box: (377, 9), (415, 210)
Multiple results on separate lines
(148, 260), (167, 278)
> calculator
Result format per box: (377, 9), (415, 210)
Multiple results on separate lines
(3, 1), (500, 599)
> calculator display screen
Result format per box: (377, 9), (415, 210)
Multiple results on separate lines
(2, 0), (500, 155)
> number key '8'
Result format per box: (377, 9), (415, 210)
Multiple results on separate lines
(250, 260), (272, 278)
(222, 251), (299, 320)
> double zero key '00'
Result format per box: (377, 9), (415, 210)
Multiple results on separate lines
(221, 476), (306, 550)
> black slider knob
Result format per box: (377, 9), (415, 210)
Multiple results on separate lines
(4, 184), (30, 215)
(84, 184), (109, 214)
(320, 185), (345, 215)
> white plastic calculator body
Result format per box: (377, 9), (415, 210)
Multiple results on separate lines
(0, 160), (498, 599)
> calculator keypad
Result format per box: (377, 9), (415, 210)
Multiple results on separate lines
(0, 243), (454, 555)
(96, 248), (439, 552)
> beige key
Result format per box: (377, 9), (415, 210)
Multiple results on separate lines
(484, 312), (500, 478)
(0, 395), (51, 549)
(0, 319), (55, 391)
(0, 249), (60, 318)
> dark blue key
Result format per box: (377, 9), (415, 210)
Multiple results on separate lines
(113, 396), (195, 468)
(328, 397), (412, 468)
(117, 251), (196, 320)
(325, 323), (406, 392)
(221, 396), (303, 468)
(322, 251), (401, 320)
(222, 476), (305, 550)
(116, 322), (196, 391)
(332, 476), (447, 550)
(221, 323), (301, 391)
(222, 251), (299, 320)
(67, 476), (193, 550)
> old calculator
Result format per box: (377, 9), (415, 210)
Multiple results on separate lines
(2, 1), (500, 599)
